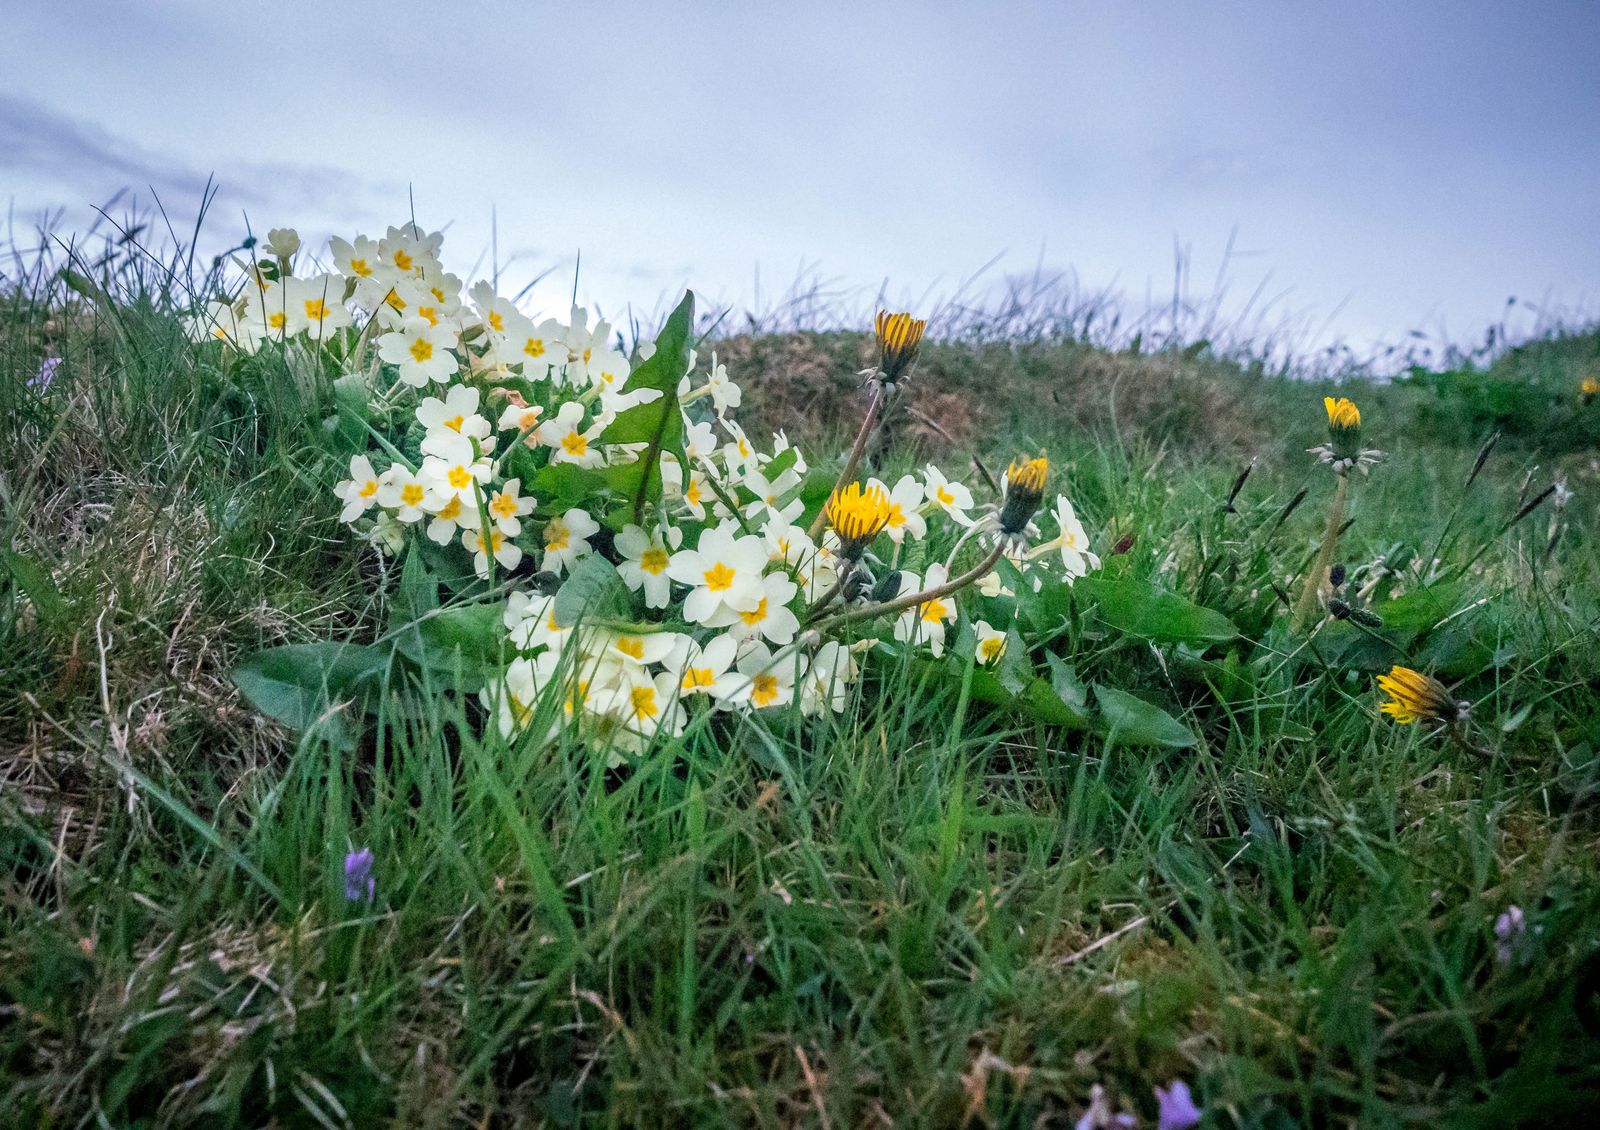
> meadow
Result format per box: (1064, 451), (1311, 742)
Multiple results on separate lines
(3, 220), (1600, 1128)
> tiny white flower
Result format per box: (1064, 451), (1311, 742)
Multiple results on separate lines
(264, 227), (300, 260)
(538, 400), (606, 467)
(666, 527), (769, 624)
(377, 321), (460, 386)
(336, 455), (383, 523)
(972, 620), (1008, 666)
(923, 465), (975, 525)
(486, 478), (535, 536)
(615, 524), (678, 609)
(422, 490), (480, 546)
(376, 466), (431, 523)
(541, 507), (599, 575)
(464, 525), (523, 578)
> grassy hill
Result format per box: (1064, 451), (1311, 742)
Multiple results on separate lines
(3, 256), (1599, 1127)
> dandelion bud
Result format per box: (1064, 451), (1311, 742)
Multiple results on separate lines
(999, 456), (1049, 536)
(1376, 665), (1466, 725)
(1582, 376), (1599, 403)
(1328, 597), (1352, 620)
(825, 481), (893, 560)
(873, 310), (926, 386)
(1324, 396), (1362, 459)
(870, 569), (903, 604)
(1329, 562), (1347, 588)
(1111, 532), (1136, 556)
(1351, 607), (1384, 629)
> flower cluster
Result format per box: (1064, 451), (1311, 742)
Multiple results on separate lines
(193, 224), (1103, 759)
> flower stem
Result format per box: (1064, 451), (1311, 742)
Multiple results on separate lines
(1293, 472), (1349, 632)
(812, 543), (1004, 636)
(808, 383), (883, 539)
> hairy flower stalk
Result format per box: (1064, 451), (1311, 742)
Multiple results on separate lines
(1294, 397), (1379, 631)
(808, 310), (925, 538)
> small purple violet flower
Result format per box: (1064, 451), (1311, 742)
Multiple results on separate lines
(31, 357), (62, 390)
(343, 847), (376, 902)
(1494, 905), (1526, 966)
(1155, 1079), (1203, 1130)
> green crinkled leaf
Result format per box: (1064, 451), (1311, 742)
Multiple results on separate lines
(232, 642), (390, 748)
(1078, 576), (1237, 646)
(533, 462), (612, 508)
(596, 291), (695, 522)
(552, 554), (632, 627)
(1092, 684), (1197, 748)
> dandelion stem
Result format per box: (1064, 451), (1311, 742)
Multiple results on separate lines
(808, 383), (883, 539)
(1293, 472), (1348, 632)
(813, 543), (1004, 636)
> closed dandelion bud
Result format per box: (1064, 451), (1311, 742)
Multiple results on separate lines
(1329, 597), (1353, 620)
(870, 569), (903, 603)
(825, 481), (893, 560)
(1324, 396), (1362, 461)
(1112, 532), (1136, 556)
(1329, 562), (1347, 588)
(873, 310), (926, 386)
(1376, 665), (1466, 725)
(999, 456), (1049, 535)
(1352, 607), (1384, 628)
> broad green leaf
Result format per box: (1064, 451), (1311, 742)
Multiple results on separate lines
(232, 642), (389, 748)
(389, 542), (440, 631)
(597, 292), (695, 522)
(1092, 684), (1197, 748)
(1078, 576), (1237, 646)
(552, 554), (632, 627)
(4, 550), (69, 629)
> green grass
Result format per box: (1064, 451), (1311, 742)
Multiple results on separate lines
(4, 235), (1600, 1128)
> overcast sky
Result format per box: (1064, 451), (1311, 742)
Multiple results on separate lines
(4, 1), (1596, 359)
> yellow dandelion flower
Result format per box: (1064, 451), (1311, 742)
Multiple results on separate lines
(1376, 665), (1464, 725)
(874, 310), (926, 384)
(825, 481), (893, 559)
(999, 455), (1049, 535)
(1323, 396), (1361, 430)
(1581, 376), (1599, 399)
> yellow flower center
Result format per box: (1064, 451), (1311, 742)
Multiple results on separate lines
(304, 298), (330, 322)
(629, 685), (659, 720)
(401, 483), (425, 507)
(417, 305), (439, 326)
(920, 598), (949, 623)
(682, 667), (716, 691)
(349, 257), (372, 277)
(409, 338), (434, 362)
(524, 338), (547, 357)
(615, 638), (646, 660)
(447, 466), (473, 490)
(936, 486), (955, 506)
(750, 674), (780, 707)
(358, 479), (379, 499)
(393, 249), (414, 272)
(562, 431), (588, 456)
(268, 312), (287, 331)
(545, 522), (570, 551)
(686, 480), (703, 505)
(978, 637), (1005, 663)
(492, 493), (518, 518)
(640, 547), (669, 575)
(703, 562), (736, 592)
(488, 311), (505, 332)
(517, 409), (541, 429)
(739, 597), (769, 626)
(436, 497), (462, 521)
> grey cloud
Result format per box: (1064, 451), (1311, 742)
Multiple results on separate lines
(0, 92), (384, 220)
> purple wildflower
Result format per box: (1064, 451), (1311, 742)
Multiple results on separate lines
(1155, 1079), (1203, 1130)
(31, 357), (62, 390)
(1494, 905), (1526, 966)
(343, 847), (376, 902)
